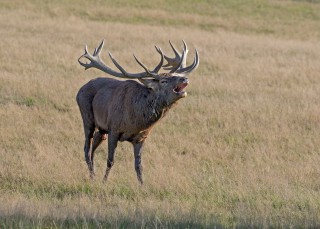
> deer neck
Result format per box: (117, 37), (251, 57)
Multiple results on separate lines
(143, 90), (171, 124)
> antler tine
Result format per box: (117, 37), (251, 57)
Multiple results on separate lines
(182, 40), (188, 53)
(108, 51), (128, 77)
(78, 45), (94, 70)
(163, 40), (179, 69)
(176, 49), (199, 74)
(93, 39), (104, 56)
(84, 45), (89, 55)
(152, 46), (164, 74)
(163, 40), (188, 71)
(133, 54), (161, 80)
(163, 42), (176, 69)
(181, 40), (188, 68)
(133, 54), (152, 74)
(169, 50), (185, 73)
(169, 40), (181, 57)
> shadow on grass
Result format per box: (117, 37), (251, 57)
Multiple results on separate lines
(1, 212), (319, 228)
(0, 215), (225, 229)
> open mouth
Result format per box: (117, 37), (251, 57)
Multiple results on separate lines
(173, 82), (188, 96)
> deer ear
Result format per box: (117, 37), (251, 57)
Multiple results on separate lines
(138, 79), (158, 90)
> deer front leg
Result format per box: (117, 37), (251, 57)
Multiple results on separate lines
(133, 141), (144, 185)
(103, 133), (118, 183)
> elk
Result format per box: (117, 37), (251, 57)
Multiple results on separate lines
(77, 39), (199, 184)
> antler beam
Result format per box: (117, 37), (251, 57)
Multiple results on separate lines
(78, 40), (162, 79)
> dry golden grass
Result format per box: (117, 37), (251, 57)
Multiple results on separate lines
(1, 0), (320, 227)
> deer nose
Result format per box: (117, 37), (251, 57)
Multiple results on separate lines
(179, 77), (189, 83)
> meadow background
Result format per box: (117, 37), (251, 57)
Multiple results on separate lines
(1, 0), (320, 228)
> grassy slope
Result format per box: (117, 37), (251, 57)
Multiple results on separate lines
(1, 0), (320, 228)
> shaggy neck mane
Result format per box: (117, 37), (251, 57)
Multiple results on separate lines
(135, 88), (175, 127)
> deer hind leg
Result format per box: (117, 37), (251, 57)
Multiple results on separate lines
(133, 141), (144, 185)
(89, 130), (107, 179)
(103, 133), (118, 183)
(77, 97), (95, 169)
(82, 119), (97, 178)
(83, 124), (95, 178)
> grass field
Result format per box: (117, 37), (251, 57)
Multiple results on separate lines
(1, 0), (320, 228)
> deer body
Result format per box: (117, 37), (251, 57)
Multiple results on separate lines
(77, 40), (199, 184)
(94, 83), (167, 141)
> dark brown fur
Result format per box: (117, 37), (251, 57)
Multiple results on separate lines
(76, 75), (189, 183)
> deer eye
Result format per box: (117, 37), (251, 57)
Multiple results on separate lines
(160, 80), (168, 85)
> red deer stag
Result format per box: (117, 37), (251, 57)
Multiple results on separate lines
(77, 40), (199, 184)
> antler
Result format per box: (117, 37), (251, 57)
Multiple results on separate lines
(163, 40), (199, 74)
(78, 40), (163, 79)
(78, 40), (199, 78)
